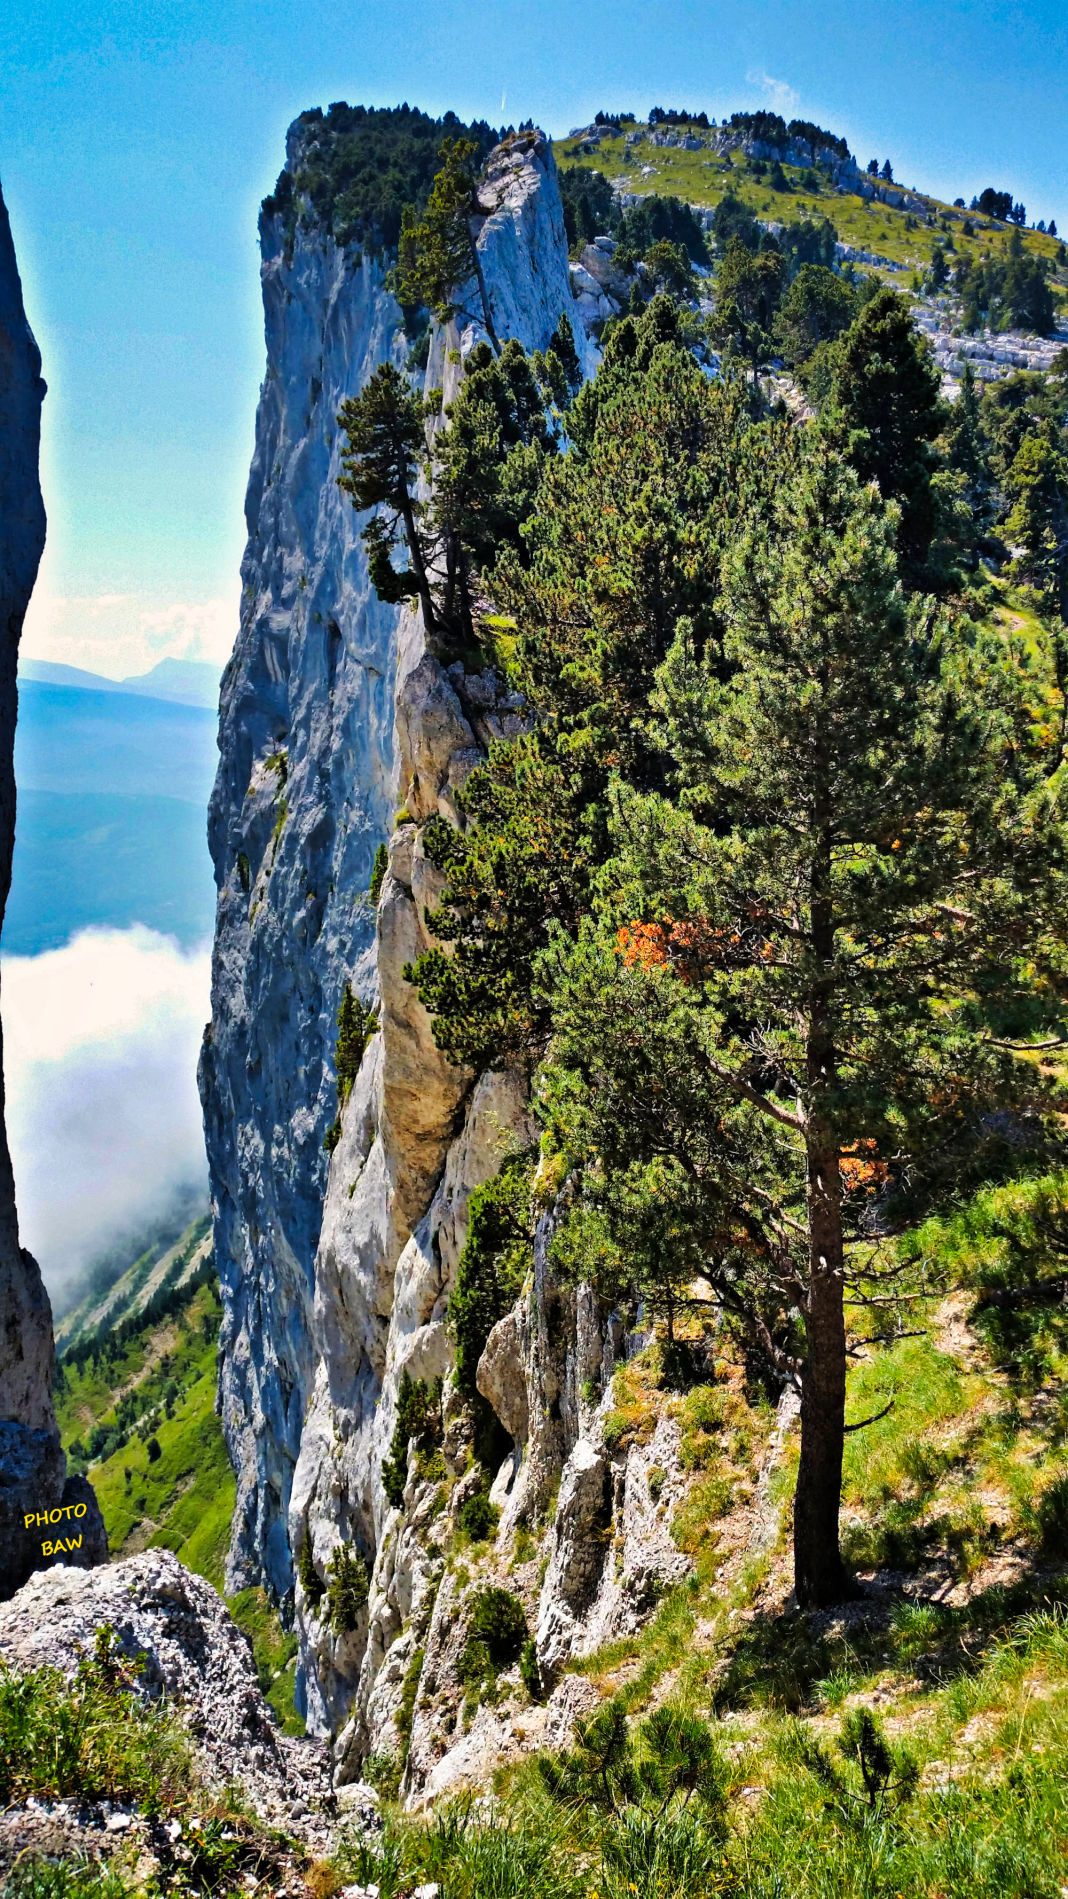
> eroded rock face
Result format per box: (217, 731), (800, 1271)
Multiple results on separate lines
(199, 120), (408, 1598)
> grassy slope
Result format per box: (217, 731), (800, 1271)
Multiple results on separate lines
(56, 1275), (302, 1735)
(553, 127), (1068, 304)
(54, 1208), (210, 1350)
(334, 1165), (1068, 1897)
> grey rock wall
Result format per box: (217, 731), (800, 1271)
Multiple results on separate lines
(200, 129), (410, 1598)
(204, 124), (590, 1609)
(0, 1549), (334, 1839)
(0, 180), (52, 1441)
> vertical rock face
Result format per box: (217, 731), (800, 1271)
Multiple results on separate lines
(200, 121), (409, 1598)
(204, 123), (590, 1607)
(208, 123), (694, 1777)
(0, 182), (107, 1596)
(0, 180), (51, 1439)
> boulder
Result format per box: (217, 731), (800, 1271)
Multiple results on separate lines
(476, 1308), (528, 1442)
(0, 1549), (333, 1836)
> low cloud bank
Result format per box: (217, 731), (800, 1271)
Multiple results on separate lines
(2, 925), (211, 1303)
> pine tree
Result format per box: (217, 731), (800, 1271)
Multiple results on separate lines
(406, 309), (750, 1069)
(711, 238), (788, 369)
(337, 364), (435, 631)
(1003, 430), (1068, 609)
(772, 264), (857, 368)
(541, 439), (1064, 1606)
(392, 137), (499, 350)
(334, 983), (374, 1108)
(824, 288), (943, 575)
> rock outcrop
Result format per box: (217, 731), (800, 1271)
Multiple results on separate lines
(0, 1549), (335, 1839)
(0, 180), (106, 1597)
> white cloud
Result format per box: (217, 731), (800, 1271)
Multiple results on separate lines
(21, 582), (238, 680)
(746, 69), (800, 115)
(2, 926), (211, 1302)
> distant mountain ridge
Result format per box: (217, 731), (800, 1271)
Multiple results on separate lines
(5, 677), (218, 953)
(19, 655), (221, 710)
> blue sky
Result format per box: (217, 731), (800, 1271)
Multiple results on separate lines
(3, 0), (1066, 678)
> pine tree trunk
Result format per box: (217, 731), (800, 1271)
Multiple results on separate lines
(465, 225), (500, 354)
(794, 818), (856, 1608)
(794, 1139), (855, 1607)
(399, 491), (436, 636)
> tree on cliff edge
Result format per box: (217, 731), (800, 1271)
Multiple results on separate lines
(392, 137), (500, 353)
(337, 363), (437, 632)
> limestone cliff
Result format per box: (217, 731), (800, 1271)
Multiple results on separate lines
(202, 122), (590, 1602)
(205, 120), (695, 1791)
(199, 116), (406, 1598)
(0, 181), (107, 1595)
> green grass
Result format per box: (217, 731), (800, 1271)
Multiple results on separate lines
(0, 1627), (192, 1811)
(553, 129), (1067, 299)
(1, 1860), (133, 1898)
(328, 1613), (1068, 1897)
(58, 1280), (235, 1589)
(55, 1213), (211, 1354)
(229, 1587), (303, 1736)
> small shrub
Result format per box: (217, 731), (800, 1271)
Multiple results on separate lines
(368, 841), (389, 904)
(327, 1544), (371, 1632)
(790, 1707), (919, 1819)
(459, 1488), (499, 1541)
(415, 1444), (446, 1484)
(395, 1645), (425, 1759)
(298, 1531), (325, 1610)
(461, 1587), (528, 1684)
(448, 1150), (535, 1397)
(520, 1638), (544, 1702)
(146, 1437), (161, 1464)
(1028, 1466), (1068, 1556)
(647, 1465), (666, 1502)
(383, 1371), (443, 1509)
(361, 1750), (402, 1801)
(513, 1524), (536, 1564)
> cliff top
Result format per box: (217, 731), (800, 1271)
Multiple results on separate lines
(261, 101), (503, 254)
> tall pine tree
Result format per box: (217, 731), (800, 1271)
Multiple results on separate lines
(540, 439), (1065, 1605)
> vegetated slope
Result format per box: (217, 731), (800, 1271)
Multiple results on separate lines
(553, 115), (1067, 302)
(54, 1209), (212, 1349)
(16, 1176), (1068, 1899)
(51, 1192), (207, 1333)
(54, 1227), (300, 1734)
(224, 111), (1068, 1796)
(318, 1166), (1068, 1898)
